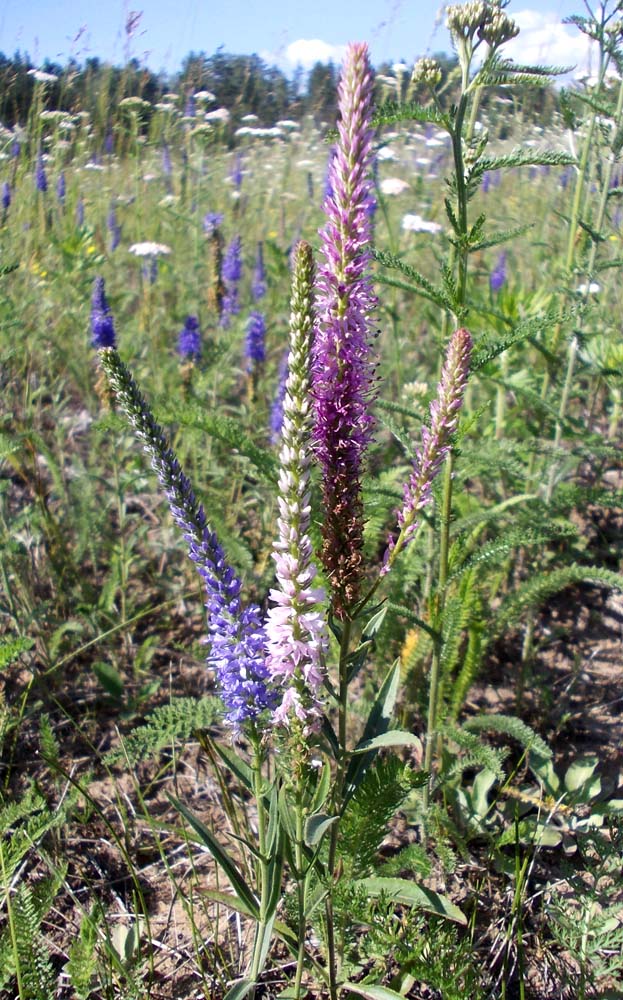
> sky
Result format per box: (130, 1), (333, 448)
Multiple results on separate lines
(0, 0), (600, 78)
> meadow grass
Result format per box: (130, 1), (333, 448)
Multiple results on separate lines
(1, 6), (623, 998)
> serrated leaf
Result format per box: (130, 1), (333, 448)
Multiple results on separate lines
(462, 714), (552, 760)
(354, 877), (466, 924)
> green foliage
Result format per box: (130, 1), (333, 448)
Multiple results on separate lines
(339, 756), (420, 877)
(105, 696), (222, 764)
(0, 867), (66, 999)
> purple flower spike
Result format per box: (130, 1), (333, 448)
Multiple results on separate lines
(490, 251), (506, 294)
(313, 42), (377, 619)
(107, 205), (121, 251)
(383, 328), (472, 571)
(98, 348), (275, 732)
(2, 181), (10, 212)
(178, 315), (201, 360)
(56, 172), (66, 204)
(265, 241), (328, 734)
(204, 211), (223, 235)
(35, 152), (48, 193)
(90, 277), (116, 349)
(270, 350), (290, 443)
(220, 235), (242, 328)
(245, 311), (266, 371)
(252, 241), (267, 301)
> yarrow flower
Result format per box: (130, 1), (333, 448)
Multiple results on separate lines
(265, 241), (328, 733)
(245, 311), (266, 372)
(383, 327), (472, 571)
(313, 41), (377, 618)
(90, 277), (116, 349)
(98, 346), (275, 731)
(178, 315), (201, 360)
(128, 241), (171, 257)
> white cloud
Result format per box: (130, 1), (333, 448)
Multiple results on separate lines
(284, 39), (347, 69)
(504, 10), (598, 80)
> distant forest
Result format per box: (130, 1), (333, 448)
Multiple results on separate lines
(0, 47), (559, 137)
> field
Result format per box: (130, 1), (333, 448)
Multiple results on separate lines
(1, 6), (623, 1000)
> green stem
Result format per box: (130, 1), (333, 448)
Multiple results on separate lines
(325, 617), (353, 1000)
(249, 737), (269, 992)
(293, 799), (307, 1000)
(423, 452), (454, 803)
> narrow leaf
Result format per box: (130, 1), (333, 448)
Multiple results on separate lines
(169, 795), (259, 917)
(354, 877), (466, 924)
(352, 731), (423, 755)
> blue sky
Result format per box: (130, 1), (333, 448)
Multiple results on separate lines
(0, 0), (596, 76)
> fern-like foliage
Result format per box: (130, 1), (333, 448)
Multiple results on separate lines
(158, 403), (278, 484)
(339, 756), (423, 878)
(461, 714), (551, 760)
(491, 564), (623, 639)
(372, 100), (450, 130)
(105, 696), (222, 765)
(0, 635), (34, 668)
(0, 868), (66, 999)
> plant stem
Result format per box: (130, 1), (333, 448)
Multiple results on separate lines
(249, 737), (269, 993)
(325, 616), (353, 1000)
(293, 799), (307, 1000)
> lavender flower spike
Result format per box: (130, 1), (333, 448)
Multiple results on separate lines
(313, 41), (377, 619)
(90, 277), (116, 348)
(383, 327), (472, 572)
(220, 235), (242, 328)
(98, 347), (274, 731)
(265, 241), (328, 732)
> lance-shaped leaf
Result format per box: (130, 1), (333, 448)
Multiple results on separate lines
(343, 660), (400, 806)
(169, 795), (259, 917)
(354, 877), (466, 924)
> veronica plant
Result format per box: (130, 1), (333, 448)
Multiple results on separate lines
(98, 42), (472, 1000)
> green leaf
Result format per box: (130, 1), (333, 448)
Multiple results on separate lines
(372, 248), (452, 310)
(354, 877), (466, 924)
(206, 735), (254, 790)
(352, 731), (423, 755)
(564, 755), (599, 794)
(169, 796), (259, 917)
(361, 603), (388, 640)
(462, 715), (552, 760)
(92, 660), (124, 700)
(0, 635), (34, 669)
(224, 980), (256, 1000)
(304, 813), (338, 847)
(343, 983), (410, 1000)
(343, 661), (401, 805)
(309, 761), (332, 813)
(492, 564), (623, 638)
(201, 890), (256, 918)
(163, 406), (278, 483)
